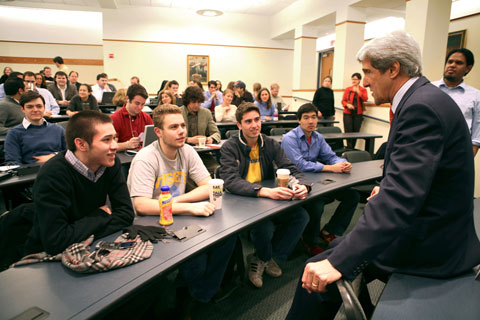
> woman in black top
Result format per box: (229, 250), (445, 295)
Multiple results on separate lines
(312, 75), (335, 120)
(67, 84), (99, 116)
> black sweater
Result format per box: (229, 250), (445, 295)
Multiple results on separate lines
(312, 87), (335, 117)
(25, 152), (134, 255)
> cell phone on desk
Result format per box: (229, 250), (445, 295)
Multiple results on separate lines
(96, 240), (136, 250)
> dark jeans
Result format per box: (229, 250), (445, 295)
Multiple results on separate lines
(343, 113), (363, 149)
(302, 188), (360, 245)
(250, 205), (309, 262)
(177, 236), (237, 303)
(286, 248), (390, 319)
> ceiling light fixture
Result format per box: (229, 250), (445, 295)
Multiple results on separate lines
(197, 9), (223, 17)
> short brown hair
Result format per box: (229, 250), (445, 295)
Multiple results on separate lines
(126, 83), (148, 101)
(66, 111), (112, 151)
(235, 102), (260, 123)
(153, 104), (182, 129)
(20, 91), (45, 107)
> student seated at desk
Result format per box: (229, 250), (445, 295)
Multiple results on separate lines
(67, 83), (99, 116)
(127, 104), (236, 314)
(219, 103), (310, 289)
(254, 87), (276, 120)
(110, 84), (153, 152)
(282, 103), (359, 256)
(0, 77), (25, 135)
(5, 91), (66, 165)
(24, 110), (134, 255)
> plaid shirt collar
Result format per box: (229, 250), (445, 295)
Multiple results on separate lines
(65, 150), (106, 183)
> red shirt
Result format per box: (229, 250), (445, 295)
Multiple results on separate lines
(110, 106), (153, 143)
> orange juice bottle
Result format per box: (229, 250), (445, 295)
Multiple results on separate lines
(159, 186), (173, 226)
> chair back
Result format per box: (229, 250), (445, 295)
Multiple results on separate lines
(57, 121), (69, 130)
(342, 151), (372, 163)
(316, 126), (342, 134)
(269, 128), (291, 136)
(225, 130), (239, 139)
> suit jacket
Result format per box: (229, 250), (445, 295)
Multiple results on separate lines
(47, 83), (77, 102)
(0, 96), (24, 135)
(325, 77), (480, 280)
(180, 106), (221, 144)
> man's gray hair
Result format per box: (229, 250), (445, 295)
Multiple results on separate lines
(356, 30), (423, 77)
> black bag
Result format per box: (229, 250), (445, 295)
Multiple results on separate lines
(0, 203), (35, 271)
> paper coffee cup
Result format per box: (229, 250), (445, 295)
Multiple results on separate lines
(276, 169), (290, 188)
(198, 137), (206, 148)
(208, 179), (224, 209)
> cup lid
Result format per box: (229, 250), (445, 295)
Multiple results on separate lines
(276, 169), (290, 175)
(209, 179), (224, 184)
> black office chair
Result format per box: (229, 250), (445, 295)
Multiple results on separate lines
(269, 127), (291, 136)
(317, 126), (350, 156)
(280, 114), (297, 120)
(225, 130), (239, 139)
(342, 151), (377, 203)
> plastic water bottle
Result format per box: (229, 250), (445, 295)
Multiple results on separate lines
(159, 186), (173, 226)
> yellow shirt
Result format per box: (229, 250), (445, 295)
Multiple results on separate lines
(246, 143), (262, 183)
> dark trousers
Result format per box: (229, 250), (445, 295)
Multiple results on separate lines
(343, 113), (363, 149)
(286, 248), (390, 319)
(250, 206), (309, 262)
(302, 188), (360, 245)
(177, 236), (237, 303)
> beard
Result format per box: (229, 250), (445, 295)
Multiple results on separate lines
(444, 74), (460, 83)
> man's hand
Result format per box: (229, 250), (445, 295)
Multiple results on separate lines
(367, 186), (380, 201)
(206, 137), (213, 144)
(187, 202), (216, 216)
(317, 111), (323, 118)
(259, 187), (294, 200)
(302, 259), (342, 293)
(33, 153), (56, 163)
(346, 104), (355, 110)
(188, 136), (207, 145)
(99, 205), (112, 215)
(44, 110), (53, 118)
(324, 162), (351, 173)
(264, 116), (272, 121)
(292, 184), (308, 200)
(59, 100), (69, 106)
(127, 137), (141, 149)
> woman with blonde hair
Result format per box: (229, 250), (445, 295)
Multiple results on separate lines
(215, 89), (237, 122)
(113, 88), (127, 109)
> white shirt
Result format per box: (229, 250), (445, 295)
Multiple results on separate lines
(391, 77), (419, 114)
(92, 84), (111, 102)
(36, 87), (60, 115)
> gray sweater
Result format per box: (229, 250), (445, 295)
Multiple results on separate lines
(0, 96), (24, 135)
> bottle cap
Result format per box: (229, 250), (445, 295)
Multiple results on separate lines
(160, 186), (170, 192)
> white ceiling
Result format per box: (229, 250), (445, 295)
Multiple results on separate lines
(6, 0), (299, 15)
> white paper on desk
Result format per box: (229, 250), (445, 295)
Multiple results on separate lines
(0, 165), (19, 172)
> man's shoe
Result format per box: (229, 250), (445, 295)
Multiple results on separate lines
(320, 231), (336, 244)
(300, 237), (324, 256)
(265, 259), (282, 277)
(248, 255), (265, 288)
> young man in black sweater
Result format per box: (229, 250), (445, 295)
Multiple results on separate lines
(24, 110), (134, 255)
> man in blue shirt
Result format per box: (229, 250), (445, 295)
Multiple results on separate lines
(201, 80), (223, 111)
(433, 48), (480, 156)
(282, 103), (359, 255)
(5, 91), (66, 165)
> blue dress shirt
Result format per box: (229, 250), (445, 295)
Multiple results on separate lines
(282, 126), (345, 172)
(433, 79), (480, 146)
(254, 101), (276, 120)
(201, 90), (223, 109)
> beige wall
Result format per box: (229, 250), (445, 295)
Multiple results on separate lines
(103, 40), (293, 96)
(0, 41), (103, 84)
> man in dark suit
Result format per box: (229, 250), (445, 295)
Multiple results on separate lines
(287, 30), (480, 319)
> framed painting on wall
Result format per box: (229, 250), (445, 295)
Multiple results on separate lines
(446, 30), (466, 56)
(187, 55), (209, 85)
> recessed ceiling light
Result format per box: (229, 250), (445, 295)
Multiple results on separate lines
(197, 9), (223, 17)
